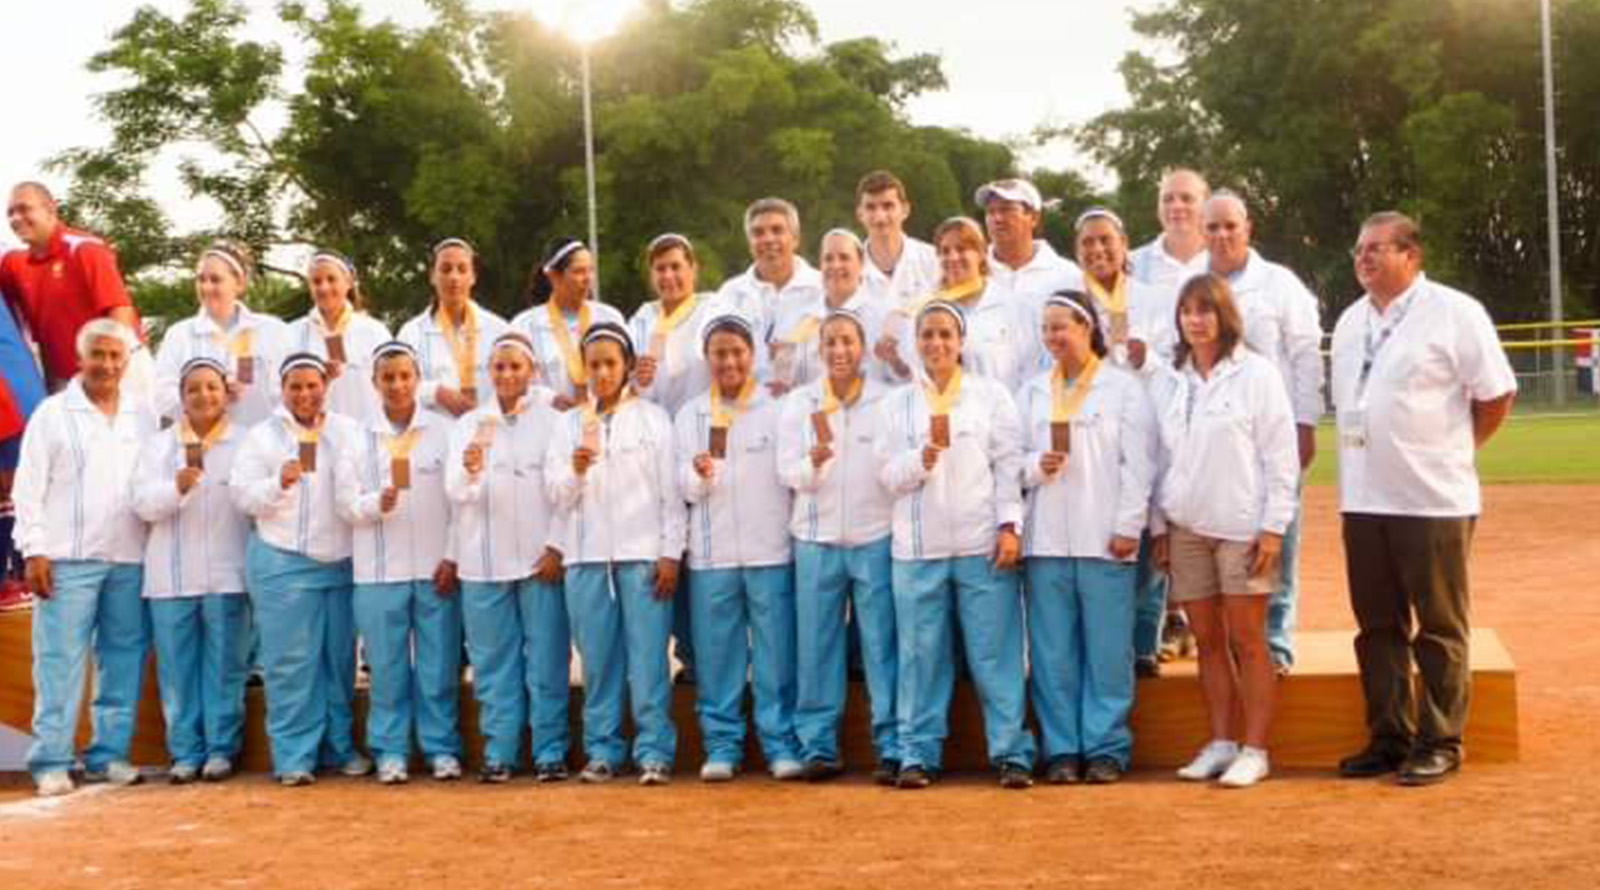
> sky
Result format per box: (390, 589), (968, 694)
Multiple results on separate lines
(0, 0), (1159, 244)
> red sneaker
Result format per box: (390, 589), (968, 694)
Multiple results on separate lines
(0, 579), (32, 612)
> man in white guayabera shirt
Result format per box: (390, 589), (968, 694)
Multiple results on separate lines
(1331, 211), (1514, 787)
(1202, 190), (1324, 674)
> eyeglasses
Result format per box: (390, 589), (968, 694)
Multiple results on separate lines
(1349, 241), (1406, 260)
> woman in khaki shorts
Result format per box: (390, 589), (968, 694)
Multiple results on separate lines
(1149, 273), (1299, 788)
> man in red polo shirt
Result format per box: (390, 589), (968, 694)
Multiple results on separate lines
(1, 182), (141, 389)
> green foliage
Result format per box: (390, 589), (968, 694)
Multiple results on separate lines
(56, 0), (1066, 323)
(1080, 0), (1600, 323)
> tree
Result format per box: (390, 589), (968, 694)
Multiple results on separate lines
(1079, 0), (1599, 322)
(56, 0), (1076, 324)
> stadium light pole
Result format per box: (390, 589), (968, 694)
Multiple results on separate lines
(1541, 0), (1565, 404)
(536, 1), (638, 303)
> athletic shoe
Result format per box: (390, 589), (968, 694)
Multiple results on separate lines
(1218, 747), (1270, 788)
(699, 761), (737, 782)
(1176, 740), (1239, 781)
(769, 758), (805, 781)
(478, 762), (512, 784)
(1083, 756), (1125, 785)
(1045, 755), (1083, 785)
(168, 762), (200, 785)
(871, 759), (900, 786)
(430, 755), (463, 781)
(376, 759), (409, 785)
(998, 763), (1034, 790)
(1134, 656), (1161, 679)
(278, 771), (316, 787)
(802, 758), (844, 782)
(533, 762), (569, 783)
(638, 763), (672, 786)
(340, 754), (374, 777)
(0, 579), (32, 612)
(35, 771), (74, 797)
(105, 761), (143, 787)
(578, 760), (616, 784)
(895, 765), (933, 790)
(201, 756), (234, 782)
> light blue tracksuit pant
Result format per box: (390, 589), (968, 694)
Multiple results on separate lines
(794, 538), (899, 765)
(566, 562), (676, 769)
(245, 535), (356, 775)
(892, 555), (1036, 772)
(353, 580), (463, 766)
(148, 593), (250, 768)
(459, 577), (569, 769)
(1026, 557), (1139, 767)
(1268, 511), (1302, 668)
(689, 564), (799, 767)
(1132, 530), (1167, 660)
(27, 560), (147, 777)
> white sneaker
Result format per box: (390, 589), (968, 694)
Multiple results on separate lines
(699, 761), (737, 782)
(35, 771), (74, 797)
(340, 754), (374, 777)
(375, 759), (409, 785)
(168, 762), (200, 785)
(1176, 740), (1239, 781)
(638, 763), (672, 786)
(430, 755), (463, 781)
(769, 758), (805, 781)
(1218, 747), (1271, 788)
(201, 756), (234, 782)
(105, 761), (143, 787)
(278, 770), (316, 787)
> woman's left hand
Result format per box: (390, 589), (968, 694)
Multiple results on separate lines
(1250, 531), (1284, 578)
(1108, 535), (1139, 560)
(532, 547), (564, 583)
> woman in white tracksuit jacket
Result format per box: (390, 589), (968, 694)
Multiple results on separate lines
(1017, 292), (1158, 785)
(396, 238), (510, 420)
(546, 323), (685, 786)
(231, 353), (366, 785)
(334, 341), (464, 784)
(445, 333), (571, 783)
(132, 357), (251, 784)
(1149, 273), (1299, 789)
(284, 251), (393, 424)
(876, 300), (1036, 790)
(676, 314), (799, 782)
(777, 308), (899, 783)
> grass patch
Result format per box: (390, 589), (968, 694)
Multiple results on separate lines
(1307, 411), (1600, 486)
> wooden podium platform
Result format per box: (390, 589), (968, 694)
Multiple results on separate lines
(0, 610), (1518, 772)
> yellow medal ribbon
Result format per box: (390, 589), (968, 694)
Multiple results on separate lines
(285, 413), (323, 445)
(384, 426), (421, 461)
(709, 376), (758, 429)
(782, 314), (822, 345)
(923, 366), (964, 417)
(548, 300), (593, 387)
(211, 320), (253, 359)
(179, 416), (231, 451)
(1051, 355), (1102, 423)
(317, 302), (353, 337)
(436, 301), (480, 392)
(819, 375), (863, 415)
(1085, 274), (1129, 342)
(652, 293), (700, 338)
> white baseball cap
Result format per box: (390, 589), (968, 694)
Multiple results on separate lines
(975, 178), (1043, 212)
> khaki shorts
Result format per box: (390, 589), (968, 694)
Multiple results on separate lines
(1167, 525), (1279, 602)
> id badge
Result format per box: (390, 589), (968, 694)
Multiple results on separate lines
(1339, 409), (1368, 450)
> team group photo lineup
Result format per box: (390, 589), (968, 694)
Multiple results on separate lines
(0, 154), (1519, 798)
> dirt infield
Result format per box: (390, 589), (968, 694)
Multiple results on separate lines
(2, 484), (1597, 890)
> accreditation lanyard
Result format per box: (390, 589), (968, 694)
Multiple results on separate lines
(436, 302), (480, 392)
(548, 300), (593, 389)
(1357, 288), (1422, 407)
(1051, 355), (1101, 422)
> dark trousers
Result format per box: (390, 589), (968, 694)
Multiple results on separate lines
(1342, 513), (1475, 755)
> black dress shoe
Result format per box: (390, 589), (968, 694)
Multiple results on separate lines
(998, 763), (1034, 790)
(1398, 749), (1460, 786)
(1338, 745), (1407, 778)
(896, 765), (933, 790)
(1045, 755), (1082, 785)
(803, 758), (844, 782)
(872, 759), (900, 786)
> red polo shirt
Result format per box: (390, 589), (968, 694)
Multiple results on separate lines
(0, 225), (138, 383)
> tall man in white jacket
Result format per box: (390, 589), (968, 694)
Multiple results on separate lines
(14, 319), (155, 795)
(1203, 192), (1324, 672)
(710, 197), (824, 382)
(1130, 168), (1212, 289)
(1332, 212), (1515, 785)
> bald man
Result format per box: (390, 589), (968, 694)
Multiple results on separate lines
(1203, 190), (1324, 673)
(1, 182), (142, 389)
(1130, 169), (1211, 289)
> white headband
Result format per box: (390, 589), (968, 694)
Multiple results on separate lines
(197, 249), (246, 283)
(491, 332), (538, 363)
(309, 251), (356, 279)
(916, 300), (967, 337)
(1045, 293), (1095, 326)
(1074, 206), (1126, 233)
(647, 232), (693, 255)
(542, 240), (586, 273)
(279, 353), (330, 379)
